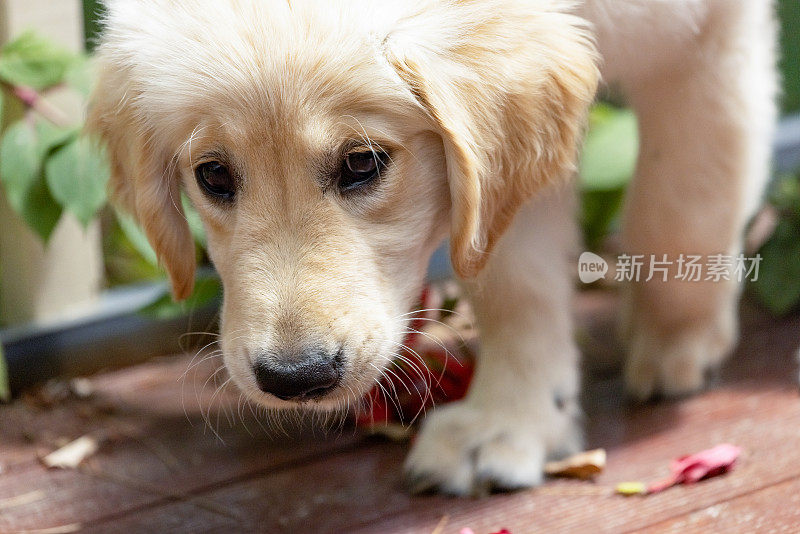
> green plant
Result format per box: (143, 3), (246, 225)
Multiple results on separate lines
(579, 103), (638, 250)
(750, 171), (800, 315)
(0, 31), (106, 240)
(82, 0), (105, 52)
(779, 0), (800, 113)
(0, 31), (215, 322)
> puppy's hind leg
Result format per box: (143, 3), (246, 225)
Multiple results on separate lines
(620, 2), (778, 400)
(404, 184), (581, 495)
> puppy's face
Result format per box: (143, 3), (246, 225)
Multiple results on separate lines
(182, 84), (449, 408)
(90, 0), (598, 410)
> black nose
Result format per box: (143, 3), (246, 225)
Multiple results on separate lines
(253, 349), (341, 400)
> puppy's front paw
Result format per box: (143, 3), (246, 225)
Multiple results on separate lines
(403, 400), (581, 496)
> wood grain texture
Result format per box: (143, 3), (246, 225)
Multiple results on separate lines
(640, 478), (800, 533)
(0, 293), (798, 533)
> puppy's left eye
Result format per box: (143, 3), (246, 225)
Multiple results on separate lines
(339, 150), (387, 192)
(195, 161), (236, 201)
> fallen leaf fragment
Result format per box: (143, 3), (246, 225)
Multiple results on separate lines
(431, 514), (449, 534)
(0, 490), (46, 510)
(15, 523), (82, 534)
(41, 435), (99, 469)
(364, 423), (412, 442)
(544, 448), (606, 479)
(69, 378), (94, 398)
(615, 481), (647, 496)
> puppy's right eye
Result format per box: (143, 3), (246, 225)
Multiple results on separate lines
(195, 161), (235, 200)
(339, 149), (387, 192)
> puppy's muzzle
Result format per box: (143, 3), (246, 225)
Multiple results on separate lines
(253, 348), (342, 401)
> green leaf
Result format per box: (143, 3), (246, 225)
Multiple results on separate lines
(751, 219), (800, 316)
(581, 187), (626, 250)
(0, 31), (74, 90)
(768, 174), (800, 219)
(0, 120), (63, 240)
(139, 275), (221, 320)
(64, 54), (94, 97)
(0, 120), (38, 199)
(182, 194), (207, 246)
(16, 174), (63, 240)
(35, 120), (78, 159)
(0, 339), (9, 403)
(779, 0), (800, 113)
(580, 105), (639, 191)
(116, 210), (159, 267)
(45, 136), (110, 226)
(0, 90), (4, 121)
(103, 215), (164, 286)
(83, 0), (106, 52)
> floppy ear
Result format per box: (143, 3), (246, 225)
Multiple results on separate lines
(384, 1), (599, 278)
(87, 64), (196, 300)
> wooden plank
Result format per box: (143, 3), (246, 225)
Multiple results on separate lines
(83, 508), (237, 534)
(1, 296), (797, 532)
(640, 477), (800, 533)
(82, 442), (414, 534)
(0, 467), (152, 533)
(74, 382), (800, 534)
(80, 354), (364, 491)
(0, 397), (115, 470)
(0, 354), (360, 530)
(356, 387), (800, 533)
(352, 303), (800, 533)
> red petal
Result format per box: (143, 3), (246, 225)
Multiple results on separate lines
(648, 444), (741, 493)
(670, 443), (741, 484)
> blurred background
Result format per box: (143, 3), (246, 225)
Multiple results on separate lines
(0, 0), (798, 400)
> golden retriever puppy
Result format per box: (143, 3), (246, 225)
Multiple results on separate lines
(89, 0), (777, 495)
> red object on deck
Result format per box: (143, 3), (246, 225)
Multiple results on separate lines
(356, 286), (474, 427)
(648, 443), (742, 494)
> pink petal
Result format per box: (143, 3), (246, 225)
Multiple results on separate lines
(670, 443), (741, 484)
(648, 444), (741, 493)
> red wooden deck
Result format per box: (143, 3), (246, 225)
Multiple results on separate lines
(1, 291), (798, 533)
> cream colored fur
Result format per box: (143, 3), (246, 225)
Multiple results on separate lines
(89, 0), (777, 495)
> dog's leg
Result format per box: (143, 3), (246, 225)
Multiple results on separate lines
(404, 184), (581, 495)
(619, 2), (777, 399)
